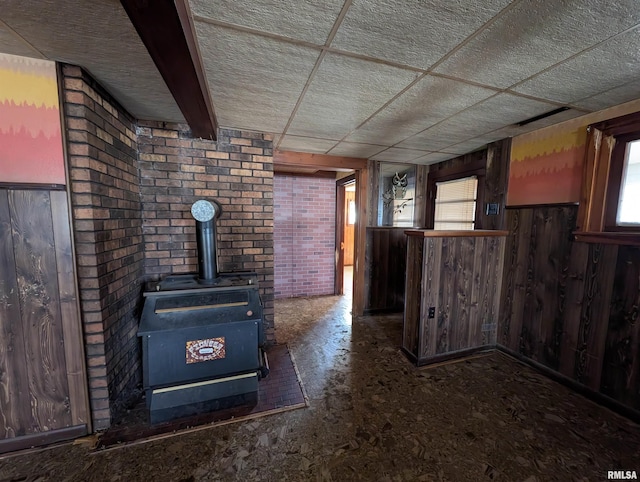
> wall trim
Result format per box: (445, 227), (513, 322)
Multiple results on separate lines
(496, 345), (640, 424)
(0, 425), (87, 456)
(0, 183), (65, 191)
(505, 202), (579, 209)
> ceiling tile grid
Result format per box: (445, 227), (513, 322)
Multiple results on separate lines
(286, 52), (419, 140)
(370, 147), (432, 162)
(396, 93), (559, 150)
(0, 21), (43, 58)
(434, 0), (640, 89)
(190, 0), (344, 45)
(3, 0), (640, 164)
(279, 135), (338, 153)
(194, 22), (321, 134)
(513, 27), (640, 104)
(573, 78), (640, 112)
(412, 151), (458, 165)
(327, 142), (388, 158)
(344, 74), (498, 146)
(330, 0), (513, 70)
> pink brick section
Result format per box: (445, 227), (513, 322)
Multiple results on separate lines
(137, 123), (275, 342)
(274, 174), (336, 298)
(62, 65), (144, 430)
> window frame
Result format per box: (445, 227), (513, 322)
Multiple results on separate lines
(425, 159), (485, 229)
(576, 111), (640, 245)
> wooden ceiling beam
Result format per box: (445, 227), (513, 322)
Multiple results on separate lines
(274, 150), (367, 171)
(120, 0), (217, 139)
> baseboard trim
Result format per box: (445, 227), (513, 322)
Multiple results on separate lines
(0, 424), (87, 455)
(496, 345), (640, 424)
(404, 345), (495, 367)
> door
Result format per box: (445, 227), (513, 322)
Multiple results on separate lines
(344, 187), (355, 265)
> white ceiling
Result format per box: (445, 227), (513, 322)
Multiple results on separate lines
(3, 1), (640, 165)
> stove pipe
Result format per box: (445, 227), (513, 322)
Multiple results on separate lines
(191, 199), (222, 284)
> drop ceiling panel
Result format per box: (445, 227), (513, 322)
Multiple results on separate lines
(195, 22), (320, 133)
(397, 94), (558, 150)
(573, 79), (640, 112)
(328, 142), (386, 158)
(434, 0), (640, 89)
(370, 147), (430, 162)
(279, 135), (337, 153)
(0, 0), (184, 122)
(287, 53), (418, 140)
(345, 75), (496, 145)
(190, 0), (344, 45)
(513, 28), (640, 104)
(331, 0), (512, 70)
(0, 22), (43, 58)
(413, 152), (456, 165)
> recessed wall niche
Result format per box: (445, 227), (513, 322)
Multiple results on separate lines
(377, 162), (416, 227)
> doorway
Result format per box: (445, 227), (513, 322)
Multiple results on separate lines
(335, 175), (356, 297)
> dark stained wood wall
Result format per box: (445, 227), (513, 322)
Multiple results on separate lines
(499, 205), (640, 410)
(404, 233), (505, 364)
(0, 189), (88, 442)
(425, 139), (511, 230)
(364, 227), (407, 313)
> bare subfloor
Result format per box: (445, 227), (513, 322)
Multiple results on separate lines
(1, 290), (639, 481)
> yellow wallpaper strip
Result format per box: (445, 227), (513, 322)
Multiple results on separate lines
(511, 125), (587, 163)
(0, 68), (59, 108)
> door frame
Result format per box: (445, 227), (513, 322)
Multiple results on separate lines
(335, 174), (356, 295)
(273, 150), (369, 316)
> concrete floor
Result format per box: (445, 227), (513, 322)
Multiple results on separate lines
(1, 269), (639, 481)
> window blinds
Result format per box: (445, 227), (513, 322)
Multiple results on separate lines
(434, 176), (478, 230)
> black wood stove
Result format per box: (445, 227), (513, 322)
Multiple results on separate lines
(138, 200), (268, 424)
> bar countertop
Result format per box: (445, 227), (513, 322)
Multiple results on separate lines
(404, 229), (509, 238)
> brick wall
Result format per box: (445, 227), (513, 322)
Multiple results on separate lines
(274, 174), (336, 298)
(62, 65), (144, 430)
(137, 124), (275, 342)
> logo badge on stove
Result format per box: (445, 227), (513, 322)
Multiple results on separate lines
(186, 337), (226, 364)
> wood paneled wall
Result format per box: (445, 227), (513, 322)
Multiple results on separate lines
(0, 188), (88, 441)
(404, 234), (505, 364)
(499, 205), (640, 410)
(425, 139), (511, 230)
(364, 227), (407, 313)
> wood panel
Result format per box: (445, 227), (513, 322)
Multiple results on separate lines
(419, 237), (442, 358)
(500, 204), (640, 412)
(352, 166), (368, 317)
(0, 188), (87, 445)
(274, 150), (367, 171)
(600, 246), (640, 408)
(424, 139), (510, 230)
(50, 191), (90, 426)
(0, 190), (31, 439)
(404, 233), (506, 364)
(402, 236), (423, 358)
(9, 190), (72, 431)
(483, 139), (511, 231)
(364, 228), (407, 313)
(573, 243), (617, 390)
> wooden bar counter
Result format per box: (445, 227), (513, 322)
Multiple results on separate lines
(402, 229), (508, 366)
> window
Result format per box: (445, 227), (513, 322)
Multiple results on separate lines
(614, 139), (640, 226)
(433, 176), (478, 230)
(347, 200), (356, 225)
(576, 111), (640, 244)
